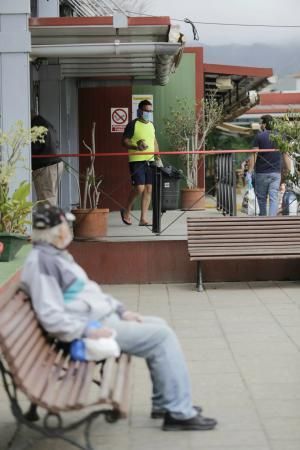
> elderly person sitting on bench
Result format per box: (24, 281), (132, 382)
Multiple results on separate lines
(21, 204), (217, 432)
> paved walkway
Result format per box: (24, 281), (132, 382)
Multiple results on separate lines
(1, 281), (300, 450)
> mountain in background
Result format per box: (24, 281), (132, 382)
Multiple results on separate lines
(203, 43), (300, 80)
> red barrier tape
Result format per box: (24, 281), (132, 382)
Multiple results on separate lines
(32, 148), (277, 158)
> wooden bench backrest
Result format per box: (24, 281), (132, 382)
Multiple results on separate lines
(187, 216), (300, 260)
(0, 289), (130, 415)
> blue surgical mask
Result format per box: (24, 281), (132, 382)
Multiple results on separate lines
(142, 111), (153, 122)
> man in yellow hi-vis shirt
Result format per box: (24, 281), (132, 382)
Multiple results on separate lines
(121, 99), (160, 226)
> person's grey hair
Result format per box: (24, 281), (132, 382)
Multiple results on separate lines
(32, 223), (62, 244)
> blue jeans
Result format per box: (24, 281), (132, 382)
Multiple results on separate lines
(104, 314), (197, 420)
(254, 172), (281, 216)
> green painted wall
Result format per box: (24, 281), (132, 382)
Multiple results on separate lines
(133, 54), (196, 170)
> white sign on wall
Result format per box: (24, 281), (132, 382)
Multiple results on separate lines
(132, 95), (153, 120)
(111, 107), (129, 133)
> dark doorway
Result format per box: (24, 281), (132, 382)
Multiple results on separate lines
(78, 86), (132, 211)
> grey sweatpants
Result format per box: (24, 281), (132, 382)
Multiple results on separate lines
(104, 314), (197, 420)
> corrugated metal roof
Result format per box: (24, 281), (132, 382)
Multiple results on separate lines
(60, 0), (126, 17)
(204, 63), (273, 121)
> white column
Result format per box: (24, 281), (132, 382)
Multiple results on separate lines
(0, 0), (31, 193)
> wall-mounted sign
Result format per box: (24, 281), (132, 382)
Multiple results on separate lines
(111, 107), (129, 133)
(132, 95), (153, 120)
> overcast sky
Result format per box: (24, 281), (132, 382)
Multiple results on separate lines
(143, 0), (300, 46)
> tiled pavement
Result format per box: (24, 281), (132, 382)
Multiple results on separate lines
(1, 280), (300, 450)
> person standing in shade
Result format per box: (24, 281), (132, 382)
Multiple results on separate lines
(249, 115), (282, 216)
(31, 114), (64, 206)
(121, 100), (160, 226)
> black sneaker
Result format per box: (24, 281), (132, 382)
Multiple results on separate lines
(151, 405), (202, 419)
(162, 412), (217, 431)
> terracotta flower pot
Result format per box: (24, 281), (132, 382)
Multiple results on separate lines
(181, 188), (205, 210)
(71, 208), (109, 238)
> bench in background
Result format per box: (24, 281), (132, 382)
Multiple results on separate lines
(0, 281), (131, 450)
(187, 216), (300, 291)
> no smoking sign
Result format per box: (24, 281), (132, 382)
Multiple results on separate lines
(111, 107), (128, 133)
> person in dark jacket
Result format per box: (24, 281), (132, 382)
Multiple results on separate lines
(249, 115), (282, 216)
(31, 114), (64, 205)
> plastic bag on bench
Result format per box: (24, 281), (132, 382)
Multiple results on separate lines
(71, 335), (120, 361)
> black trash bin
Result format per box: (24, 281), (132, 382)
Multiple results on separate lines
(160, 165), (183, 212)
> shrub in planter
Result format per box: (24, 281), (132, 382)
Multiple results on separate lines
(0, 121), (46, 260)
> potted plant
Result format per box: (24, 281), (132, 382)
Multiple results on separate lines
(271, 111), (300, 180)
(0, 120), (46, 261)
(71, 122), (109, 238)
(269, 112), (300, 214)
(164, 95), (223, 209)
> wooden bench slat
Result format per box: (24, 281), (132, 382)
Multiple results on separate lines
(187, 216), (300, 222)
(188, 218), (300, 225)
(189, 242), (300, 247)
(189, 238), (300, 243)
(66, 361), (89, 409)
(76, 361), (97, 408)
(0, 302), (32, 340)
(189, 222), (300, 227)
(188, 242), (300, 246)
(190, 255), (300, 260)
(19, 341), (55, 384)
(112, 354), (131, 417)
(189, 248), (300, 255)
(8, 322), (42, 363)
(0, 296), (26, 329)
(0, 282), (22, 312)
(39, 349), (66, 409)
(51, 359), (81, 411)
(99, 357), (117, 402)
(119, 355), (131, 418)
(25, 347), (60, 404)
(112, 354), (128, 406)
(188, 229), (300, 235)
(188, 237), (300, 242)
(188, 228), (300, 232)
(5, 310), (35, 349)
(11, 328), (44, 371)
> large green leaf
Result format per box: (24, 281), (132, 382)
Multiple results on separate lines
(12, 181), (30, 202)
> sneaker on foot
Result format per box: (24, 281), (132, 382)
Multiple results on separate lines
(151, 405), (202, 419)
(162, 412), (217, 431)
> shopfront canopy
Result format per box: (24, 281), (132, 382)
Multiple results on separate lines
(29, 16), (184, 86)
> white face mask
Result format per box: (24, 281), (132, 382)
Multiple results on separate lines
(55, 222), (73, 249)
(142, 111), (153, 122)
(61, 233), (73, 249)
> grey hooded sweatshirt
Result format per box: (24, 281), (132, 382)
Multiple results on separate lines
(21, 243), (125, 342)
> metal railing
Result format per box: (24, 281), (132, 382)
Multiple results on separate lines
(215, 153), (237, 216)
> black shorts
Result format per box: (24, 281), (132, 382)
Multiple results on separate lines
(129, 161), (153, 186)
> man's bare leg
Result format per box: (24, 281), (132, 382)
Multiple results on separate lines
(123, 185), (144, 223)
(140, 184), (152, 225)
